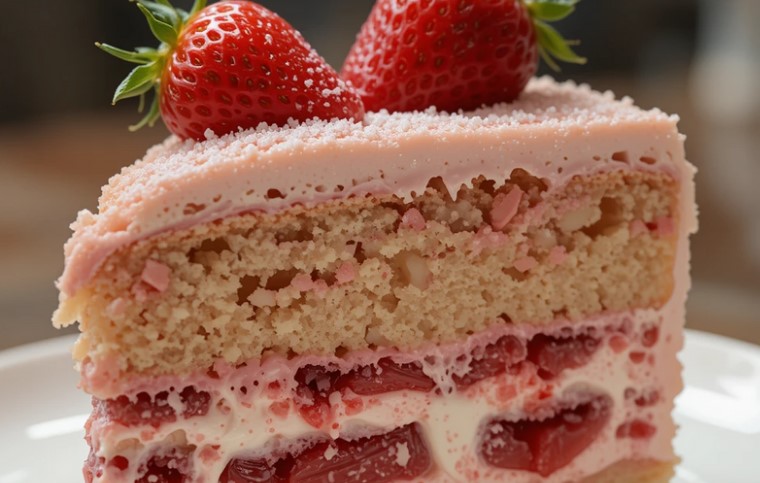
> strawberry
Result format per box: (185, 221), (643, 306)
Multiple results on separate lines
(99, 0), (365, 140)
(341, 0), (586, 113)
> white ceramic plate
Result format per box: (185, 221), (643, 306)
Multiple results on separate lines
(0, 330), (758, 483)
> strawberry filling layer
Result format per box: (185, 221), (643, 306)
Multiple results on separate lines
(93, 328), (604, 430)
(83, 312), (677, 482)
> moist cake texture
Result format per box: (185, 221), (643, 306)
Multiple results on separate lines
(55, 78), (696, 482)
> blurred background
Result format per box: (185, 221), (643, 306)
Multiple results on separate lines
(0, 0), (758, 350)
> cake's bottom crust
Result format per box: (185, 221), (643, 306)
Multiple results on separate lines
(582, 458), (676, 483)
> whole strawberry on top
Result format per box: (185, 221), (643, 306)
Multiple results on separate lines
(99, 0), (365, 141)
(342, 0), (585, 113)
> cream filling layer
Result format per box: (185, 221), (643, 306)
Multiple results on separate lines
(90, 307), (680, 483)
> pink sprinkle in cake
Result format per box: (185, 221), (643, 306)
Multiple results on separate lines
(55, 1), (696, 482)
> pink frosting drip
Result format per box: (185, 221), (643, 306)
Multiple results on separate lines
(55, 77), (684, 303)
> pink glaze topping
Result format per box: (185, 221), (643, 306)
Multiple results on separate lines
(56, 77), (686, 303)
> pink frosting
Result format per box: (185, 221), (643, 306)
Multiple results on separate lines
(56, 77), (685, 302)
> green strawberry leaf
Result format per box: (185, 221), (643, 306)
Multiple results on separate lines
(96, 42), (156, 64)
(112, 62), (160, 104)
(526, 0), (587, 72)
(129, 92), (161, 131)
(534, 20), (586, 67)
(527, 0), (579, 22)
(138, 1), (182, 30)
(136, 2), (178, 46)
(100, 0), (199, 132)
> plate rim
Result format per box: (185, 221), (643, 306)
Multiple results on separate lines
(0, 334), (78, 371)
(680, 328), (760, 359)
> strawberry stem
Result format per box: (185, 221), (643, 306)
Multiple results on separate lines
(98, 0), (207, 131)
(525, 0), (586, 72)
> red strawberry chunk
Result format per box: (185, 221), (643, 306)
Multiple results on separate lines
(136, 458), (185, 483)
(616, 419), (657, 439)
(96, 387), (210, 428)
(480, 395), (613, 477)
(335, 358), (436, 395)
(294, 359), (435, 426)
(219, 456), (292, 483)
(641, 325), (660, 348)
(453, 335), (526, 389)
(294, 365), (341, 428)
(135, 448), (192, 483)
(293, 424), (430, 482)
(221, 423), (431, 483)
(527, 333), (600, 379)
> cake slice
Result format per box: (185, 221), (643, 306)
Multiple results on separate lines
(54, 77), (696, 482)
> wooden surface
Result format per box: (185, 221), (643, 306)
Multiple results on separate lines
(1, 77), (758, 351)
